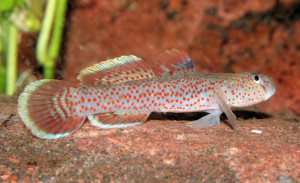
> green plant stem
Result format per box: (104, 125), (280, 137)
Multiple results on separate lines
(6, 22), (18, 95)
(0, 66), (5, 93)
(36, 0), (56, 78)
(48, 0), (67, 59)
(43, 61), (55, 80)
(0, 20), (5, 93)
(36, 0), (67, 79)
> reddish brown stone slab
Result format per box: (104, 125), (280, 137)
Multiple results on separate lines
(0, 95), (299, 182)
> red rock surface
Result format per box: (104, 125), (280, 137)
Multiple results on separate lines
(0, 95), (299, 182)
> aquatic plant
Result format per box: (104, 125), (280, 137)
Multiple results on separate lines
(0, 0), (68, 95)
(36, 0), (68, 79)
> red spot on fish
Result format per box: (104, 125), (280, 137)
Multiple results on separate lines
(260, 84), (266, 93)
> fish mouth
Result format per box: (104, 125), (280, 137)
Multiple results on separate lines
(263, 80), (276, 101)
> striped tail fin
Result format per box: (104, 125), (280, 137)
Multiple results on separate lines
(18, 79), (86, 139)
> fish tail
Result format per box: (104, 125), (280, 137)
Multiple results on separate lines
(18, 79), (86, 139)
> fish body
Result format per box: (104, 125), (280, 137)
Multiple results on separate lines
(18, 49), (276, 139)
(76, 73), (271, 114)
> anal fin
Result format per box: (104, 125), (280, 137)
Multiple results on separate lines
(88, 112), (150, 129)
(187, 109), (222, 127)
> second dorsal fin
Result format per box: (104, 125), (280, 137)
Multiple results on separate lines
(152, 49), (196, 77)
(77, 55), (155, 87)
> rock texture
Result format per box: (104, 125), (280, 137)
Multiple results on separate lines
(0, 96), (299, 182)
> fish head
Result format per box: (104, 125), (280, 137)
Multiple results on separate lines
(220, 72), (276, 107)
(244, 72), (276, 101)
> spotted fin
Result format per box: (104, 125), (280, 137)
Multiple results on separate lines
(18, 79), (86, 139)
(88, 112), (150, 128)
(78, 55), (155, 87)
(152, 49), (196, 77)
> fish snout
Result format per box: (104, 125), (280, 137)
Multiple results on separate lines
(263, 77), (276, 101)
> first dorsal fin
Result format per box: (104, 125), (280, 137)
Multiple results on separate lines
(77, 55), (155, 87)
(152, 49), (196, 77)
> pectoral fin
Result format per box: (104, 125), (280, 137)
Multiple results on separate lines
(214, 87), (237, 130)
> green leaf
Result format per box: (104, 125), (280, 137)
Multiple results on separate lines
(0, 0), (16, 12)
(0, 0), (26, 12)
(9, 6), (41, 33)
(16, 0), (26, 6)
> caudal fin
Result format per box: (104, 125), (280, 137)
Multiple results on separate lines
(18, 79), (86, 139)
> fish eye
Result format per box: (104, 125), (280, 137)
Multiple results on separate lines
(253, 75), (260, 83)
